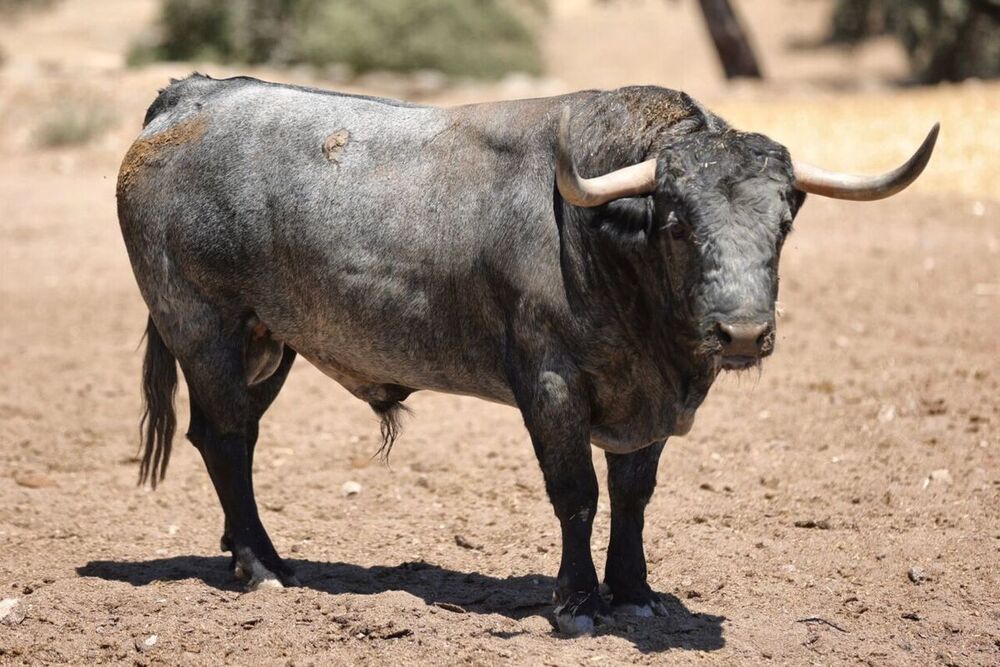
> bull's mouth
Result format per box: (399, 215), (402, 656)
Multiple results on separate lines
(720, 355), (759, 371)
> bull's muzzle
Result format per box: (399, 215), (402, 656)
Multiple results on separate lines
(716, 320), (774, 367)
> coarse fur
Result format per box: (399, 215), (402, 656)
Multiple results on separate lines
(119, 73), (806, 627)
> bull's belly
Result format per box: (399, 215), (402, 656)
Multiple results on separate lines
(300, 348), (517, 407)
(266, 315), (517, 408)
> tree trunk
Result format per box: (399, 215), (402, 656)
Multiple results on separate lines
(696, 0), (763, 79)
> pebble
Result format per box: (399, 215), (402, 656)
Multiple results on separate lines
(0, 598), (25, 626)
(877, 404), (896, 423)
(135, 634), (158, 652)
(454, 535), (482, 550)
(342, 481), (362, 497)
(907, 567), (927, 584)
(13, 473), (56, 489)
(924, 469), (952, 488)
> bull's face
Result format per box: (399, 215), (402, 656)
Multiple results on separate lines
(652, 131), (803, 371)
(555, 107), (938, 372)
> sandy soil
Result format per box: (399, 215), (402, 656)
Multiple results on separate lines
(1, 1), (998, 664)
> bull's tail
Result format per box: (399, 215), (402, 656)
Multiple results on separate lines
(138, 316), (178, 487)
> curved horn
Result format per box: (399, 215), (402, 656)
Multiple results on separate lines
(793, 123), (940, 201)
(556, 107), (657, 207)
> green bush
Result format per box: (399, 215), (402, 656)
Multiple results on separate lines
(0, 0), (57, 15)
(830, 0), (1000, 83)
(131, 0), (543, 79)
(34, 103), (116, 148)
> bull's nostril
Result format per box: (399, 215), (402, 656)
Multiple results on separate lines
(756, 325), (772, 347)
(716, 322), (733, 345)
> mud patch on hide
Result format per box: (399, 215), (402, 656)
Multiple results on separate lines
(323, 129), (351, 164)
(620, 89), (698, 133)
(117, 115), (207, 196)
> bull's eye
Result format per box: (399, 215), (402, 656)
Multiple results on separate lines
(663, 211), (686, 240)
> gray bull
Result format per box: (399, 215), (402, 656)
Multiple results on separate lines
(117, 74), (936, 634)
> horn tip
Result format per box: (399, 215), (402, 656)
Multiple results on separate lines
(917, 122), (940, 165)
(922, 122), (941, 153)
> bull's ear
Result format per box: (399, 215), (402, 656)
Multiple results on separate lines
(589, 196), (656, 247)
(789, 188), (807, 217)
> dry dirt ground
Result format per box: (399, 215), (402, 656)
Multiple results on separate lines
(1, 1), (998, 665)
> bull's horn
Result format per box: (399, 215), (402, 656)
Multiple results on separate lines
(793, 123), (939, 201)
(556, 107), (657, 207)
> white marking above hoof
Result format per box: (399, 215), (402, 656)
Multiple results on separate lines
(556, 612), (595, 636)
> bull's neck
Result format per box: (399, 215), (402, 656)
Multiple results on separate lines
(558, 206), (716, 411)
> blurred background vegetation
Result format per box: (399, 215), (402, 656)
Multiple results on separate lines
(122, 0), (998, 84)
(830, 0), (1000, 83)
(0, 0), (55, 11)
(128, 0), (545, 79)
(2, 0), (996, 85)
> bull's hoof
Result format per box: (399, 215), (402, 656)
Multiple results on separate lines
(556, 611), (594, 635)
(232, 548), (300, 590)
(605, 584), (669, 618)
(249, 576), (284, 591)
(613, 598), (669, 618)
(243, 566), (300, 591)
(554, 590), (612, 636)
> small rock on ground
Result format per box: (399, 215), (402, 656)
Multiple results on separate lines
(0, 598), (26, 626)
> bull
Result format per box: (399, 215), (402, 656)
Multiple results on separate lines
(116, 74), (937, 634)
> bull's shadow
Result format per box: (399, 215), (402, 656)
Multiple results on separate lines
(78, 556), (724, 653)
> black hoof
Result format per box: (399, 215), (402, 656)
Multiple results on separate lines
(554, 590), (612, 635)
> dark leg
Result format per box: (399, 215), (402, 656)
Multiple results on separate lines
(182, 339), (297, 589)
(517, 367), (607, 635)
(604, 441), (667, 616)
(218, 347), (297, 568)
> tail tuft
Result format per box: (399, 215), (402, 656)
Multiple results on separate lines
(138, 317), (178, 487)
(370, 401), (411, 464)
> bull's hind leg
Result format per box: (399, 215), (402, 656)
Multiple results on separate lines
(181, 332), (298, 589)
(604, 442), (667, 617)
(218, 346), (297, 570)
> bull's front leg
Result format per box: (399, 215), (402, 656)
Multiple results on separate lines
(604, 441), (668, 617)
(516, 367), (609, 635)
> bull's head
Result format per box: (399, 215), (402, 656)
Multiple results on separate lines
(556, 108), (938, 371)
